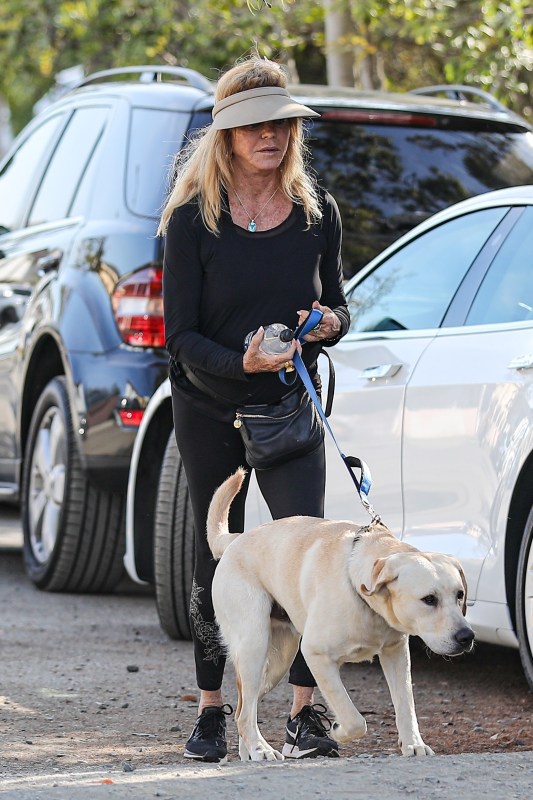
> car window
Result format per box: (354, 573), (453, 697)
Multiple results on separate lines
(0, 114), (65, 233)
(346, 207), (508, 333)
(465, 207), (533, 325)
(126, 108), (207, 218)
(28, 107), (109, 226)
(307, 120), (533, 278)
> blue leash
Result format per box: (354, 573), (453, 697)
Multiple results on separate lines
(280, 308), (381, 524)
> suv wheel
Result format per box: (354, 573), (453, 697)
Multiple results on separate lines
(517, 505), (533, 691)
(21, 377), (125, 592)
(154, 433), (194, 640)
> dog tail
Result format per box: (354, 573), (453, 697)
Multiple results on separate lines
(206, 467), (246, 559)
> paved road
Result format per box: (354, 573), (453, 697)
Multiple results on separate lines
(0, 752), (532, 799)
(1, 510), (532, 799)
(0, 504), (22, 548)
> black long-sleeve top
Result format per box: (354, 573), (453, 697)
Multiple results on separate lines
(163, 188), (349, 419)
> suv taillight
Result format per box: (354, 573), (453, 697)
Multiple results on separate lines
(112, 266), (165, 348)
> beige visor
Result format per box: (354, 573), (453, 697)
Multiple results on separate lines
(211, 86), (320, 130)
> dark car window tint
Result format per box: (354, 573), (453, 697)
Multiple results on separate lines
(28, 107), (109, 226)
(346, 207), (507, 333)
(0, 115), (64, 233)
(466, 207), (533, 326)
(307, 121), (533, 278)
(126, 108), (201, 218)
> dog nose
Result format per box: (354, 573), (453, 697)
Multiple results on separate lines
(455, 626), (475, 650)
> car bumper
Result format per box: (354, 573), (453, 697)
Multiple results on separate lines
(70, 346), (169, 492)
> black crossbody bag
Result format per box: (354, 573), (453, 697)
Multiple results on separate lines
(180, 355), (335, 470)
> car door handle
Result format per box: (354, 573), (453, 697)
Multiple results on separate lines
(508, 355), (533, 370)
(36, 250), (62, 276)
(362, 364), (402, 380)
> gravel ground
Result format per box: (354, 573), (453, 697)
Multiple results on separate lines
(1, 509), (532, 798)
(1, 752), (532, 799)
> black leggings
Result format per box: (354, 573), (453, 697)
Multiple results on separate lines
(171, 386), (325, 691)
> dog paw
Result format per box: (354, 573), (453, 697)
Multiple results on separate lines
(332, 718), (367, 743)
(238, 739), (250, 761)
(241, 738), (284, 762)
(401, 742), (435, 757)
(249, 746), (284, 762)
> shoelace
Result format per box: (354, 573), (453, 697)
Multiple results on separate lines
(193, 704), (233, 740)
(292, 703), (333, 743)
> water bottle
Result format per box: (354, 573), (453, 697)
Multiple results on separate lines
(243, 323), (294, 355)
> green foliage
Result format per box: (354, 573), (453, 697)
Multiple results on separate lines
(0, 1), (531, 135)
(0, 0), (319, 132)
(345, 0), (532, 119)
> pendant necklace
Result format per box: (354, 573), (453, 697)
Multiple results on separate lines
(233, 187), (279, 232)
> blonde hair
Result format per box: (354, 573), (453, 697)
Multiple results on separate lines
(157, 56), (321, 235)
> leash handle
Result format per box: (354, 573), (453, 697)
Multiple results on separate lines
(279, 309), (323, 386)
(292, 307), (324, 341)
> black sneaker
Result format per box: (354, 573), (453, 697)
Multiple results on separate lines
(282, 703), (339, 759)
(184, 704), (233, 763)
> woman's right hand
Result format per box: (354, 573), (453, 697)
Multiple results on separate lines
(242, 327), (299, 374)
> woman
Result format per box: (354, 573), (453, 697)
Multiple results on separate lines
(159, 55), (350, 763)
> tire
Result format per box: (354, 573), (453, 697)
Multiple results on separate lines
(154, 433), (195, 640)
(21, 376), (125, 592)
(516, 506), (533, 691)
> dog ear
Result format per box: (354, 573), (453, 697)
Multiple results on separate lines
(456, 562), (468, 615)
(433, 554), (469, 615)
(360, 556), (397, 596)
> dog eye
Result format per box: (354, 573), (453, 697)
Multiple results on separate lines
(421, 594), (438, 606)
(457, 590), (465, 602)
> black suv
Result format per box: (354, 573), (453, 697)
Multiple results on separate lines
(1, 66), (532, 593)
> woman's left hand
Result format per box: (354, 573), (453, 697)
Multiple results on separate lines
(297, 300), (341, 342)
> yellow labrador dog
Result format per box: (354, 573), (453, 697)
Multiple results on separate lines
(208, 468), (474, 761)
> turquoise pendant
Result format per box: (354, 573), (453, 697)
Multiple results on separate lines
(248, 220), (257, 232)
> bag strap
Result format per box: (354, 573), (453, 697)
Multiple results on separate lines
(180, 362), (236, 405)
(319, 348), (335, 418)
(281, 349), (335, 417)
(180, 362), (298, 407)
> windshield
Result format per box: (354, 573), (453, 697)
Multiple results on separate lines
(307, 120), (533, 277)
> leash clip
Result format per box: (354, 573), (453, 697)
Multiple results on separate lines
(344, 456), (382, 525)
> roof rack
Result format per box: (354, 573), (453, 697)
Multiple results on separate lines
(75, 66), (213, 94)
(410, 84), (508, 114)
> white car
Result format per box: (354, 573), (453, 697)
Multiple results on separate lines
(125, 185), (533, 690)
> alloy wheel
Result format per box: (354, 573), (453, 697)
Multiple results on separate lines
(27, 406), (66, 565)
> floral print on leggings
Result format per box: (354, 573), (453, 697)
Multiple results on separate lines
(189, 579), (223, 665)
